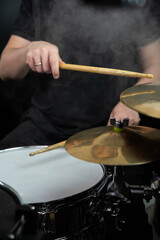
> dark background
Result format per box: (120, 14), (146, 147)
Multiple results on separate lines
(0, 0), (36, 142)
(0, 0), (21, 53)
(0, 0), (160, 142)
(0, 0), (22, 140)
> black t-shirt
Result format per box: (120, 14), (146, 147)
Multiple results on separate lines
(12, 0), (160, 138)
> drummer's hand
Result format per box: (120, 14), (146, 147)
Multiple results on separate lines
(26, 41), (64, 79)
(107, 101), (141, 126)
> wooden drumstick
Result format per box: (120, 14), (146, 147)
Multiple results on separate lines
(29, 140), (66, 156)
(59, 63), (153, 79)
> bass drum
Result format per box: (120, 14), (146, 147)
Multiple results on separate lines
(0, 147), (109, 240)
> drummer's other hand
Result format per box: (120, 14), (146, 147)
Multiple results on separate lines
(26, 41), (64, 79)
(107, 101), (141, 126)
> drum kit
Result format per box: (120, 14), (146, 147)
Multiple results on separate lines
(0, 81), (160, 240)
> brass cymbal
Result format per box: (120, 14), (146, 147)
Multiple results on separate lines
(65, 126), (160, 166)
(120, 81), (160, 119)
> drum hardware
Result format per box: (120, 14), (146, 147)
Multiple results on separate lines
(104, 165), (130, 217)
(15, 205), (39, 237)
(5, 217), (25, 240)
(151, 171), (160, 190)
(120, 81), (160, 119)
(110, 117), (129, 131)
(105, 166), (160, 204)
(106, 167), (130, 202)
(122, 174), (160, 202)
(90, 166), (128, 234)
(91, 165), (160, 234)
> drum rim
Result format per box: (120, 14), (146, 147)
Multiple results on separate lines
(0, 181), (23, 205)
(0, 145), (48, 154)
(32, 164), (108, 212)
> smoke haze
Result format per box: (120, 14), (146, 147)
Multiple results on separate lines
(30, 0), (160, 132)
(42, 0), (159, 72)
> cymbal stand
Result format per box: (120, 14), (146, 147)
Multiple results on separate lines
(108, 118), (160, 201)
(101, 118), (160, 232)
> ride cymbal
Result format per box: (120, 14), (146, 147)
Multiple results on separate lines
(120, 81), (160, 119)
(65, 126), (160, 166)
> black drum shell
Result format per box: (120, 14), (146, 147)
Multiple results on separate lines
(32, 165), (108, 240)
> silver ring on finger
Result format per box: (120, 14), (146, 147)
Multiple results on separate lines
(35, 62), (42, 67)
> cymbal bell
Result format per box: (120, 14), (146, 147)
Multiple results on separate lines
(65, 126), (160, 166)
(120, 81), (160, 119)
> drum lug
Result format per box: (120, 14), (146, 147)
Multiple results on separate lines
(89, 198), (103, 218)
(16, 204), (38, 235)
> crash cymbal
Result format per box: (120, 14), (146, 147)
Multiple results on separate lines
(120, 81), (160, 119)
(65, 125), (160, 166)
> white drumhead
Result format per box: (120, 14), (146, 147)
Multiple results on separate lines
(0, 147), (104, 204)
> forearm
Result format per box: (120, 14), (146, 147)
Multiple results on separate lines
(136, 63), (160, 85)
(0, 44), (31, 81)
(136, 38), (160, 85)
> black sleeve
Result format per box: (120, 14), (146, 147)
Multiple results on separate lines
(12, 0), (35, 41)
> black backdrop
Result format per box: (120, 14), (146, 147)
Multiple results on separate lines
(0, 0), (29, 141)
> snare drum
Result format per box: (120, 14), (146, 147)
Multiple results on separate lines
(0, 147), (108, 239)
